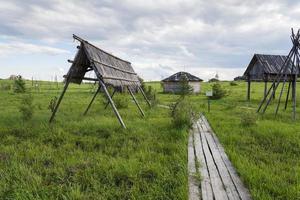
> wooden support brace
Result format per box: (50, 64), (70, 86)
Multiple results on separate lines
(49, 78), (70, 123)
(83, 85), (101, 115)
(138, 86), (151, 107)
(247, 79), (251, 101)
(128, 86), (145, 117)
(99, 80), (126, 128)
(105, 89), (116, 109)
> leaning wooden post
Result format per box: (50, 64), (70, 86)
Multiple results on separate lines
(284, 81), (292, 110)
(272, 82), (276, 99)
(138, 86), (151, 107)
(99, 80), (126, 128)
(292, 74), (297, 120)
(247, 77), (251, 101)
(128, 86), (145, 117)
(264, 80), (267, 98)
(104, 89), (116, 109)
(83, 85), (101, 115)
(49, 77), (71, 123)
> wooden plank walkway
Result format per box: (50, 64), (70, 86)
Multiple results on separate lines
(188, 114), (252, 200)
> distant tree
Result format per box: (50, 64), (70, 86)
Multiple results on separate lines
(19, 94), (34, 121)
(208, 78), (219, 83)
(210, 83), (227, 99)
(178, 75), (193, 97)
(14, 75), (26, 93)
(138, 76), (146, 91)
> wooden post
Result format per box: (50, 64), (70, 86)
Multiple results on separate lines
(272, 82), (276, 99)
(128, 86), (145, 117)
(49, 78), (70, 123)
(247, 78), (251, 101)
(264, 81), (267, 98)
(138, 86), (151, 107)
(104, 89), (116, 109)
(284, 81), (291, 110)
(99, 80), (126, 128)
(83, 85), (101, 115)
(292, 75), (296, 120)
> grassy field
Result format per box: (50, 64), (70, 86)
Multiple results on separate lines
(0, 79), (300, 199)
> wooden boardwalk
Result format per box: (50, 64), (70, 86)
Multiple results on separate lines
(188, 115), (252, 200)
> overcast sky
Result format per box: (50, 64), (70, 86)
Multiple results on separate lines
(0, 0), (299, 81)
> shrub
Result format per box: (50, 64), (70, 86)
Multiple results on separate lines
(240, 111), (257, 126)
(19, 94), (34, 121)
(178, 76), (193, 97)
(170, 99), (195, 128)
(210, 83), (227, 100)
(1, 83), (11, 91)
(14, 75), (26, 93)
(113, 95), (129, 109)
(145, 86), (159, 106)
(48, 96), (57, 113)
(229, 81), (238, 86)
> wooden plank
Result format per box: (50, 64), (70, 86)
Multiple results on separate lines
(198, 120), (240, 200)
(196, 120), (229, 200)
(200, 115), (252, 200)
(193, 123), (214, 200)
(188, 133), (200, 200)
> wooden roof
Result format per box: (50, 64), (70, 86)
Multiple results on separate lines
(244, 54), (298, 81)
(66, 35), (140, 87)
(162, 71), (203, 82)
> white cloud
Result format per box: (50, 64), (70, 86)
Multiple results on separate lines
(0, 0), (299, 80)
(0, 42), (69, 56)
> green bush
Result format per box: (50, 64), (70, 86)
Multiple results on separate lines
(229, 81), (238, 86)
(145, 86), (158, 106)
(170, 99), (195, 128)
(113, 94), (129, 109)
(240, 111), (257, 126)
(0, 83), (11, 91)
(19, 94), (34, 121)
(178, 76), (193, 97)
(48, 96), (57, 113)
(210, 83), (227, 100)
(14, 75), (26, 93)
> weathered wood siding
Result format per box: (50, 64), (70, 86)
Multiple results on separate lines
(163, 81), (201, 93)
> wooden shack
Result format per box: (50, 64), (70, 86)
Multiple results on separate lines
(162, 71), (203, 93)
(243, 54), (297, 100)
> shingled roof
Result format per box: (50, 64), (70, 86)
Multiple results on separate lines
(244, 54), (298, 81)
(66, 35), (140, 87)
(162, 71), (203, 82)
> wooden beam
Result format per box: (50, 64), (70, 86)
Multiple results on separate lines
(49, 77), (70, 123)
(247, 78), (251, 101)
(128, 86), (145, 117)
(104, 89), (116, 109)
(284, 81), (291, 110)
(138, 86), (151, 107)
(99, 80), (126, 128)
(264, 81), (267, 98)
(83, 85), (101, 115)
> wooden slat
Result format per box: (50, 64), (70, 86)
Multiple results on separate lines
(193, 123), (214, 200)
(188, 133), (200, 200)
(198, 120), (240, 200)
(197, 120), (229, 200)
(200, 115), (252, 200)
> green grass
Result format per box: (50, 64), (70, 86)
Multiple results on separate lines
(148, 80), (300, 200)
(1, 79), (300, 199)
(0, 80), (188, 199)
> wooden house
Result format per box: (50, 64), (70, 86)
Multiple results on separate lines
(162, 71), (203, 93)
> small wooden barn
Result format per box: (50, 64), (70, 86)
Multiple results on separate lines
(243, 54), (297, 100)
(162, 71), (203, 93)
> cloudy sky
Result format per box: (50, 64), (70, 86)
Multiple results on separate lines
(0, 0), (299, 81)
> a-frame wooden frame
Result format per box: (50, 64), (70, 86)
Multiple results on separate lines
(49, 35), (151, 128)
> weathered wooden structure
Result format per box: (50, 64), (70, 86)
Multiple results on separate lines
(243, 54), (297, 101)
(257, 28), (300, 119)
(188, 114), (251, 200)
(162, 71), (203, 93)
(49, 35), (151, 128)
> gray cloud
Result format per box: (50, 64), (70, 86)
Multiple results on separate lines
(0, 0), (299, 80)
